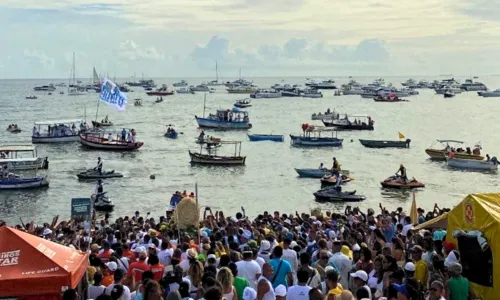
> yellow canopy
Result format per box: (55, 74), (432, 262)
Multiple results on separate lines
(413, 212), (448, 230)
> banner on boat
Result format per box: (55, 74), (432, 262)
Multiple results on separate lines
(99, 77), (127, 110)
(71, 198), (91, 221)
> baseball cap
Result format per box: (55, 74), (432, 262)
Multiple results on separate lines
(207, 254), (217, 260)
(409, 245), (423, 253)
(350, 270), (368, 282)
(275, 285), (286, 297)
(404, 262), (416, 272)
(105, 262), (118, 272)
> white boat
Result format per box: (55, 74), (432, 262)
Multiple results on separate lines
(67, 52), (87, 96)
(311, 111), (339, 120)
(302, 89), (323, 98)
(0, 145), (48, 170)
(461, 79), (487, 91)
(176, 87), (194, 94)
(250, 90), (282, 99)
(173, 80), (188, 87)
(342, 86), (365, 95)
(0, 176), (49, 190)
(480, 89), (500, 97)
(401, 79), (416, 87)
(206, 61), (225, 86)
(435, 85), (462, 94)
(33, 84), (56, 92)
(447, 157), (498, 171)
(190, 84), (211, 92)
(308, 79), (336, 89)
(32, 119), (83, 143)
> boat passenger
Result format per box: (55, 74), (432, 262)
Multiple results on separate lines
(121, 128), (127, 142)
(130, 129), (136, 143)
(2, 165), (9, 178)
(95, 157), (103, 174)
(71, 123), (77, 134)
(332, 157), (340, 174)
(94, 179), (104, 202)
(198, 131), (205, 142)
(466, 147), (472, 155)
(104, 115), (109, 123)
(170, 191), (182, 207)
(79, 123), (85, 132)
(32, 126), (38, 136)
(486, 154), (491, 161)
(473, 147), (480, 155)
(396, 164), (407, 182)
(108, 133), (113, 142)
(319, 163), (324, 170)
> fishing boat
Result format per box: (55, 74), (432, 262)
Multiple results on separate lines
(25, 96), (37, 99)
(176, 87), (194, 94)
(443, 90), (455, 98)
(32, 119), (83, 143)
(294, 168), (333, 178)
(311, 110), (339, 120)
(446, 156), (498, 171)
(195, 107), (252, 130)
(0, 176), (49, 190)
(189, 141), (246, 165)
(146, 85), (174, 96)
(290, 125), (343, 147)
(77, 169), (123, 180)
(313, 187), (366, 202)
(359, 139), (411, 148)
(79, 132), (144, 151)
(373, 95), (408, 102)
(323, 115), (374, 131)
(165, 127), (179, 139)
(425, 140), (483, 160)
(247, 134), (284, 142)
(301, 89), (323, 98)
(134, 99), (142, 106)
(380, 175), (425, 189)
(250, 90), (282, 99)
(92, 116), (113, 128)
(173, 80), (188, 87)
(6, 125), (21, 133)
(234, 99), (252, 108)
(0, 145), (48, 170)
(196, 136), (221, 147)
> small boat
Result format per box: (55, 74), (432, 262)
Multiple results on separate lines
(176, 87), (194, 94)
(290, 125), (343, 147)
(91, 192), (114, 211)
(313, 187), (366, 202)
(447, 156), (498, 171)
(32, 119), (83, 143)
(227, 86), (258, 94)
(60, 91), (64, 95)
(134, 99), (142, 106)
(359, 139), (411, 148)
(308, 80), (337, 90)
(380, 175), (425, 189)
(189, 141), (246, 165)
(0, 176), (49, 190)
(373, 95), (408, 102)
(92, 119), (113, 128)
(444, 90), (455, 98)
(33, 84), (56, 91)
(311, 110), (338, 120)
(480, 89), (500, 97)
(165, 128), (179, 139)
(48, 92), (52, 95)
(195, 107), (252, 130)
(425, 140), (483, 160)
(302, 89), (323, 98)
(281, 89), (302, 97)
(323, 115), (374, 131)
(77, 169), (124, 180)
(0, 145), (48, 170)
(79, 132), (144, 151)
(155, 98), (164, 103)
(25, 96), (38, 99)
(234, 99), (252, 108)
(295, 168), (333, 178)
(247, 134), (284, 142)
(250, 90), (282, 99)
(190, 84), (211, 92)
(146, 85), (174, 96)
(173, 80), (188, 87)
(320, 174), (353, 187)
(6, 125), (21, 133)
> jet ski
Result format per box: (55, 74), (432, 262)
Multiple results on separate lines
(313, 186), (366, 202)
(91, 192), (114, 211)
(320, 174), (353, 187)
(380, 175), (425, 189)
(77, 169), (123, 180)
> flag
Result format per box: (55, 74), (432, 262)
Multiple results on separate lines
(398, 132), (405, 140)
(99, 77), (127, 110)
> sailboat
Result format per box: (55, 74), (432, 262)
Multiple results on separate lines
(68, 52), (87, 96)
(206, 61), (224, 86)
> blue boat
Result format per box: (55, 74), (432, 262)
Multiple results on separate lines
(290, 126), (342, 147)
(0, 176), (49, 190)
(295, 168), (332, 178)
(165, 131), (179, 139)
(248, 134), (284, 142)
(195, 108), (252, 130)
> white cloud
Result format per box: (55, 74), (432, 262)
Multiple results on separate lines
(117, 40), (165, 61)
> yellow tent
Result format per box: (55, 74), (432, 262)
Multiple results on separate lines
(446, 193), (500, 300)
(413, 212), (448, 230)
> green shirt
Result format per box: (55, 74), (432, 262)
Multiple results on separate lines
(233, 276), (249, 300)
(448, 276), (469, 300)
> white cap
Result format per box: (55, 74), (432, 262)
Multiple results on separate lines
(368, 226), (376, 231)
(200, 231), (208, 238)
(57, 233), (64, 239)
(274, 285), (287, 297)
(134, 246), (146, 253)
(290, 241), (298, 248)
(105, 262), (118, 271)
(328, 230), (337, 239)
(43, 228), (52, 236)
(242, 287), (257, 300)
(325, 266), (335, 272)
(284, 219), (292, 225)
(350, 270), (368, 282)
(260, 240), (271, 252)
(207, 254), (217, 260)
(404, 262), (416, 272)
(352, 244), (361, 251)
(313, 220), (321, 226)
(242, 230), (252, 239)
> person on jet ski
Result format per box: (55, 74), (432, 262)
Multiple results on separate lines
(94, 179), (104, 202)
(396, 164), (408, 183)
(335, 172), (343, 193)
(94, 157), (103, 174)
(332, 157), (341, 175)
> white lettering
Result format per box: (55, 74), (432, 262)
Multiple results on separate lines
(0, 250), (20, 267)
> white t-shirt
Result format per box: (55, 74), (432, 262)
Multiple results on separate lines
(255, 256), (266, 269)
(286, 285), (311, 300)
(116, 257), (130, 273)
(158, 248), (174, 266)
(179, 259), (190, 272)
(235, 260), (262, 289)
(87, 285), (106, 299)
(283, 248), (298, 272)
(105, 283), (132, 300)
(402, 224), (414, 236)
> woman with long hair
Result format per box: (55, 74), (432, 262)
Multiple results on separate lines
(355, 246), (374, 274)
(367, 255), (385, 296)
(216, 267), (237, 300)
(144, 280), (164, 300)
(185, 260), (204, 298)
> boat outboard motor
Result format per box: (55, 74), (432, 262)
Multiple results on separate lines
(42, 158), (49, 169)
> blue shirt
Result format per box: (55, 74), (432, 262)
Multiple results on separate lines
(269, 258), (292, 289)
(383, 223), (395, 242)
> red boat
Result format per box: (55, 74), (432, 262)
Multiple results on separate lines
(146, 84), (174, 96)
(373, 94), (408, 102)
(380, 175), (424, 189)
(79, 132), (144, 151)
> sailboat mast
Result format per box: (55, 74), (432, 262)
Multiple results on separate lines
(215, 61), (218, 82)
(203, 93), (206, 118)
(73, 52), (76, 86)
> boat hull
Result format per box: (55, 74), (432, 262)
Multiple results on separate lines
(195, 117), (252, 130)
(146, 91), (174, 96)
(189, 151), (246, 165)
(311, 114), (337, 120)
(425, 149), (483, 160)
(250, 93), (282, 99)
(359, 139), (410, 148)
(447, 158), (497, 170)
(32, 135), (80, 143)
(165, 132), (179, 139)
(234, 103), (252, 108)
(77, 172), (124, 179)
(323, 121), (374, 131)
(92, 121), (113, 127)
(290, 135), (343, 147)
(80, 134), (144, 151)
(313, 188), (365, 202)
(248, 134), (284, 142)
(0, 177), (49, 190)
(380, 177), (425, 189)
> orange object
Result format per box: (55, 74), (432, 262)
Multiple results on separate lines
(0, 227), (88, 297)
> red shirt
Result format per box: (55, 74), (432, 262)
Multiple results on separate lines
(98, 249), (113, 263)
(128, 260), (149, 282)
(149, 263), (165, 281)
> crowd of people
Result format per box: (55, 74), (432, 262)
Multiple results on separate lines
(2, 201), (476, 300)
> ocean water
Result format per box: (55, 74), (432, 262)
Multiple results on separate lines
(1, 76), (499, 224)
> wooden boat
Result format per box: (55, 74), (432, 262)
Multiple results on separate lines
(290, 125), (342, 147)
(323, 115), (374, 131)
(77, 169), (123, 179)
(359, 139), (411, 148)
(0, 176), (49, 190)
(295, 168), (332, 178)
(425, 140), (483, 160)
(247, 134), (284, 142)
(195, 109), (251, 130)
(380, 175), (425, 189)
(79, 132), (144, 151)
(32, 119), (82, 143)
(313, 187), (366, 202)
(0, 145), (48, 170)
(447, 157), (498, 171)
(189, 141), (246, 165)
(146, 85), (174, 96)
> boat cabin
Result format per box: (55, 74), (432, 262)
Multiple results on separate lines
(210, 109), (249, 123)
(0, 145), (38, 160)
(32, 119), (83, 138)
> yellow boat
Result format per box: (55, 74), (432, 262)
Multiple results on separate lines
(425, 139), (483, 160)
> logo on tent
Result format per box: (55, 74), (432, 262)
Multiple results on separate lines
(464, 202), (475, 224)
(0, 250), (20, 266)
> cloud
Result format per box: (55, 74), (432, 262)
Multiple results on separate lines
(23, 49), (55, 70)
(117, 40), (165, 61)
(459, 0), (500, 21)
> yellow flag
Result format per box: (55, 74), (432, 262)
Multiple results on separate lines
(398, 132), (405, 140)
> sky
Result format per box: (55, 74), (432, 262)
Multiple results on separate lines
(0, 0), (499, 79)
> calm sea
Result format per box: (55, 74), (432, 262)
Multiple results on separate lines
(1, 76), (499, 224)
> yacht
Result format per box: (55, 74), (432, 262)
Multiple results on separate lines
(302, 89), (323, 98)
(401, 79), (416, 87)
(173, 80), (188, 87)
(461, 79), (487, 91)
(190, 84), (210, 92)
(227, 85), (258, 94)
(33, 84), (56, 91)
(343, 86), (365, 95)
(308, 79), (337, 89)
(480, 89), (500, 97)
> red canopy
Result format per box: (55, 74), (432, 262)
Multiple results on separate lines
(0, 227), (88, 297)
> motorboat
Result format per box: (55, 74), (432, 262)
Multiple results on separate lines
(343, 86), (365, 95)
(0, 145), (48, 170)
(173, 80), (188, 87)
(0, 176), (49, 190)
(32, 119), (83, 143)
(92, 117), (113, 128)
(301, 89), (323, 98)
(313, 187), (366, 202)
(401, 79), (416, 87)
(134, 99), (142, 106)
(320, 174), (353, 187)
(447, 156), (498, 171)
(227, 86), (258, 94)
(373, 95), (409, 102)
(294, 168), (333, 178)
(311, 110), (339, 120)
(6, 125), (21, 133)
(425, 140), (483, 161)
(380, 175), (425, 189)
(443, 90), (455, 98)
(146, 85), (174, 96)
(25, 96), (38, 99)
(435, 85), (462, 94)
(176, 87), (194, 94)
(190, 84), (211, 92)
(79, 132), (144, 151)
(308, 79), (336, 89)
(91, 192), (114, 211)
(281, 89), (302, 97)
(480, 89), (500, 97)
(402, 88), (419, 95)
(234, 99), (252, 108)
(195, 108), (252, 130)
(189, 141), (246, 165)
(323, 116), (374, 131)
(460, 79), (487, 91)
(290, 125), (343, 147)
(77, 169), (123, 180)
(359, 139), (411, 148)
(165, 128), (179, 139)
(247, 134), (284, 142)
(33, 84), (56, 91)
(250, 90), (282, 99)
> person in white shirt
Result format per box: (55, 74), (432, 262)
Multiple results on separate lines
(158, 239), (173, 266)
(105, 269), (131, 300)
(236, 250), (262, 289)
(282, 238), (298, 273)
(87, 272), (106, 299)
(256, 263), (275, 300)
(286, 269), (311, 300)
(327, 240), (352, 289)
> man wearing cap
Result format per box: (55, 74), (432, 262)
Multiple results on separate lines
(350, 270), (371, 300)
(404, 262), (416, 279)
(127, 250), (149, 283)
(410, 245), (428, 285)
(103, 262), (118, 287)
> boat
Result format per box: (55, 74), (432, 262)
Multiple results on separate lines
(54, 83), (66, 87)
(311, 110), (339, 120)
(308, 80), (337, 89)
(380, 175), (425, 189)
(67, 53), (88, 96)
(373, 95), (408, 102)
(92, 116), (113, 128)
(190, 84), (211, 92)
(480, 89), (500, 97)
(195, 107), (252, 130)
(126, 77), (155, 87)
(33, 84), (56, 91)
(460, 79), (487, 91)
(334, 90), (342, 96)
(281, 89), (302, 97)
(32, 119), (83, 143)
(155, 97), (164, 103)
(134, 99), (142, 106)
(0, 176), (49, 190)
(320, 174), (353, 187)
(173, 80), (188, 87)
(313, 187), (366, 202)
(290, 125), (343, 147)
(165, 127), (179, 139)
(91, 192), (114, 211)
(189, 141), (246, 165)
(301, 89), (323, 98)
(443, 90), (455, 98)
(247, 134), (284, 142)
(401, 79), (416, 87)
(25, 96), (37, 99)
(250, 90), (282, 99)
(227, 86), (258, 94)
(323, 116), (374, 131)
(425, 140), (483, 160)
(0, 145), (48, 170)
(446, 156), (498, 171)
(435, 85), (462, 94)
(196, 136), (221, 147)
(206, 61), (225, 86)
(176, 87), (194, 94)
(234, 99), (252, 108)
(79, 132), (144, 151)
(6, 125), (21, 133)
(146, 85), (174, 96)
(342, 86), (365, 95)
(295, 168), (333, 178)
(77, 169), (123, 179)
(359, 139), (411, 148)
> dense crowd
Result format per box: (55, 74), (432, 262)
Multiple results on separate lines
(3, 202), (474, 300)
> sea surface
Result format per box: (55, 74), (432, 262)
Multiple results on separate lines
(1, 76), (500, 224)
